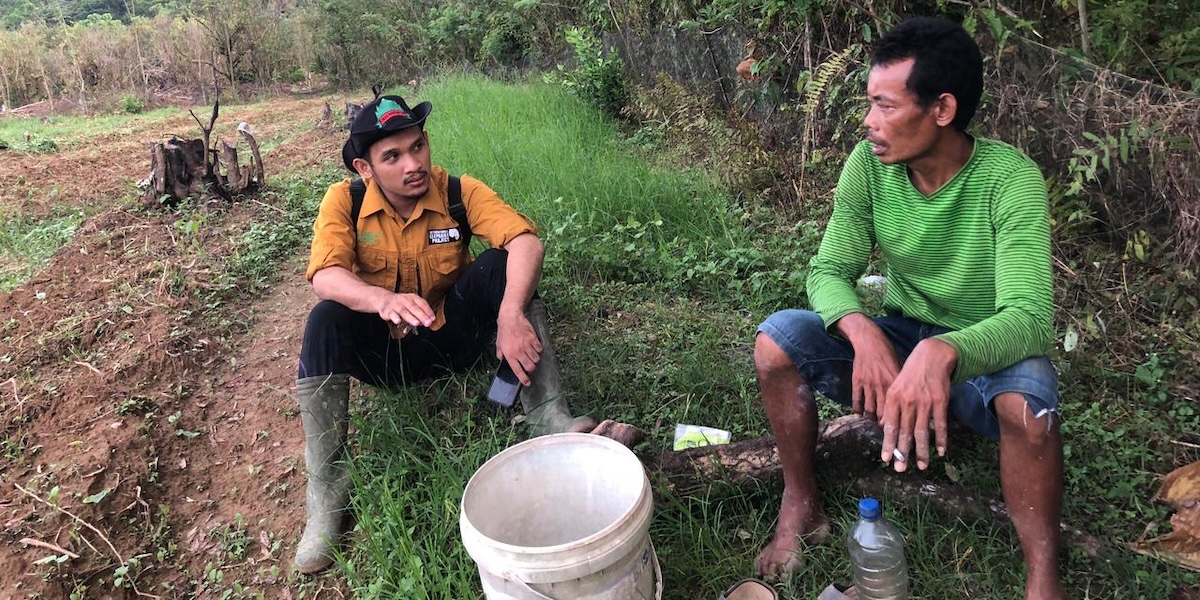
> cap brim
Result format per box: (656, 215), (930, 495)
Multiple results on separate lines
(342, 101), (432, 172)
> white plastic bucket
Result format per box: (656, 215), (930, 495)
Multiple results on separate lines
(460, 432), (662, 600)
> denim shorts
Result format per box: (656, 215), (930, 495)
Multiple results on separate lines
(757, 309), (1059, 439)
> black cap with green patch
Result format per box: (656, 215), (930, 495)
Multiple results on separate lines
(341, 95), (432, 171)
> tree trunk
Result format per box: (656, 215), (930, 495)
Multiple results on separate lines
(222, 142), (242, 190)
(237, 126), (264, 187)
(143, 101), (265, 207)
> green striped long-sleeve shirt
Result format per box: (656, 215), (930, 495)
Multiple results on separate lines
(807, 138), (1054, 383)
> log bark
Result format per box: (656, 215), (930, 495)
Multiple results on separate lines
(143, 137), (208, 207)
(319, 102), (332, 128)
(237, 126), (264, 188)
(647, 414), (884, 493)
(222, 142), (242, 190)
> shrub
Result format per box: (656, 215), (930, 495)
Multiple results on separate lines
(480, 10), (533, 66)
(544, 27), (629, 118)
(120, 94), (144, 114)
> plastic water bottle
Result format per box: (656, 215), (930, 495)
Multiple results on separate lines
(847, 497), (909, 600)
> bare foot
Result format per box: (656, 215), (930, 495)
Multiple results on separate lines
(755, 497), (831, 580)
(567, 416), (598, 433)
(589, 419), (646, 448)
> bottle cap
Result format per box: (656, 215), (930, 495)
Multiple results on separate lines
(858, 497), (881, 520)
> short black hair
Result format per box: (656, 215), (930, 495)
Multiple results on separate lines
(872, 16), (983, 131)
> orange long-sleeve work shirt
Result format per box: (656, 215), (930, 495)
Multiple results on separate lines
(306, 166), (536, 337)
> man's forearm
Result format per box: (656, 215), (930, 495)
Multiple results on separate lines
(834, 312), (881, 350)
(499, 233), (544, 318)
(311, 266), (390, 314)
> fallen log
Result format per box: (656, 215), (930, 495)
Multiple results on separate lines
(647, 414), (1111, 560)
(647, 414), (886, 493)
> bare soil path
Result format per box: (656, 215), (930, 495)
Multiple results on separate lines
(1, 94), (354, 598)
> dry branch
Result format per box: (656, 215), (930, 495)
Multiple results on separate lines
(19, 537), (80, 559)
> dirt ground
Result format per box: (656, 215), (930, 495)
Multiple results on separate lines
(1, 94), (356, 598)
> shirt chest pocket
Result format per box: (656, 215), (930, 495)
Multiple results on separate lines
(420, 245), (469, 302)
(355, 247), (400, 291)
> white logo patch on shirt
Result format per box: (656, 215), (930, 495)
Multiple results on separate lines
(428, 228), (462, 245)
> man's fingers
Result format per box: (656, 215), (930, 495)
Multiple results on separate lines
(517, 350), (539, 375)
(880, 422), (895, 463)
(914, 406), (931, 470)
(934, 402), (949, 457)
(894, 423), (912, 473)
(507, 357), (532, 387)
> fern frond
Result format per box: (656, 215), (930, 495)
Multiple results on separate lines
(799, 46), (854, 116)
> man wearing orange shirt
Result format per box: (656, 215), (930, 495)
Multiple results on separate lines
(293, 94), (594, 573)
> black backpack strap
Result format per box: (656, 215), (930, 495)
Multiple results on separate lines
(447, 175), (472, 245)
(349, 177), (367, 229)
(348, 175), (471, 246)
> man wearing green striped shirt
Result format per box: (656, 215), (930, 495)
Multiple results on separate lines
(754, 17), (1064, 599)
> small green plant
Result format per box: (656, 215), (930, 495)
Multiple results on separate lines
(119, 94), (145, 114)
(544, 27), (629, 118)
(210, 514), (252, 560)
(29, 138), (59, 154)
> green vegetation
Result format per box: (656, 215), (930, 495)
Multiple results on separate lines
(0, 208), (85, 291)
(1, 0), (1193, 111)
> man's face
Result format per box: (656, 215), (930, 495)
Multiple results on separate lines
(863, 58), (943, 165)
(353, 127), (432, 202)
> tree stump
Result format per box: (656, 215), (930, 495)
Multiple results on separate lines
(141, 100), (265, 208)
(145, 137), (208, 205)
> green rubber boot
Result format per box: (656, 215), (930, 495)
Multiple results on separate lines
(293, 374), (351, 574)
(521, 299), (596, 437)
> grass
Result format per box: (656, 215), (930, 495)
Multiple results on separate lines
(318, 75), (1200, 598)
(0, 208), (86, 291)
(0, 107), (180, 152)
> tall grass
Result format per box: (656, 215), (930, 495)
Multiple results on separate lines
(324, 75), (1198, 599)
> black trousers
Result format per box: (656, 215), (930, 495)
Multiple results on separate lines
(298, 249), (510, 387)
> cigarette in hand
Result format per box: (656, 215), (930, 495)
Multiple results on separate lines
(892, 448), (906, 463)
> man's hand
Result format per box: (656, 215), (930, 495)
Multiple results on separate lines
(495, 307), (542, 386)
(837, 313), (901, 418)
(376, 292), (435, 330)
(880, 338), (957, 472)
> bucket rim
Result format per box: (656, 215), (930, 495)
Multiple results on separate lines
(460, 433), (652, 560)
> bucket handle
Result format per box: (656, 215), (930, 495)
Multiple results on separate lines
(501, 542), (664, 600)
